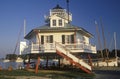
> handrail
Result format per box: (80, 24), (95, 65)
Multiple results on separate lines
(55, 42), (71, 52)
(55, 42), (91, 70)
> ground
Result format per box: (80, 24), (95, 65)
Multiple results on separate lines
(0, 69), (120, 79)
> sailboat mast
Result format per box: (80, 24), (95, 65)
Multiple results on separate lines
(95, 21), (103, 58)
(24, 19), (26, 41)
(114, 32), (117, 58)
(100, 18), (109, 59)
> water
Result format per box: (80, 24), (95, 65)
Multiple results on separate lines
(0, 60), (24, 69)
(0, 59), (58, 69)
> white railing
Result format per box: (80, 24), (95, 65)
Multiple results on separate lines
(23, 43), (56, 53)
(23, 42), (96, 54)
(55, 42), (92, 70)
(32, 44), (44, 51)
(65, 43), (96, 53)
(65, 43), (94, 50)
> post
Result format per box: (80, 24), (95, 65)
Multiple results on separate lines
(46, 56), (48, 68)
(26, 55), (30, 70)
(58, 57), (61, 68)
(88, 54), (92, 69)
(35, 56), (40, 74)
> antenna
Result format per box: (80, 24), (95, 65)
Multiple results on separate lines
(66, 0), (70, 24)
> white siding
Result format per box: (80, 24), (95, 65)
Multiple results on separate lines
(50, 15), (65, 27)
(38, 32), (74, 43)
(76, 32), (90, 44)
(29, 35), (37, 44)
(83, 36), (89, 44)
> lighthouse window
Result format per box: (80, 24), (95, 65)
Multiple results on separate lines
(59, 19), (62, 26)
(52, 20), (56, 26)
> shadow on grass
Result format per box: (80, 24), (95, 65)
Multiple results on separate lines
(0, 69), (95, 79)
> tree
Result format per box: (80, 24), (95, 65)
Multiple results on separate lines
(6, 54), (17, 60)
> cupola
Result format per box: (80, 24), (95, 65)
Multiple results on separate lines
(45, 4), (72, 27)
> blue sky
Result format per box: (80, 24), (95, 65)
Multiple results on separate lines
(0, 0), (120, 58)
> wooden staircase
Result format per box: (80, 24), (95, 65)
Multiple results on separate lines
(55, 42), (92, 74)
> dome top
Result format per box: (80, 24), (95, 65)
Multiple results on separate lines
(52, 4), (63, 9)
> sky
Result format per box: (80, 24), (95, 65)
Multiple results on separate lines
(0, 0), (120, 58)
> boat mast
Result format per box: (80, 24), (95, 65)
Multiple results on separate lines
(100, 18), (109, 59)
(13, 24), (23, 54)
(24, 19), (26, 41)
(114, 32), (117, 58)
(95, 21), (103, 59)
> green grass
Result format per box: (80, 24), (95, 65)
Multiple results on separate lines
(0, 69), (95, 79)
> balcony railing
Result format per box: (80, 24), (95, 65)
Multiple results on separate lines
(65, 43), (96, 53)
(23, 42), (96, 54)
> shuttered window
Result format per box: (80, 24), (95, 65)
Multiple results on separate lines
(50, 35), (53, 43)
(71, 34), (74, 43)
(45, 35), (53, 43)
(62, 34), (74, 44)
(59, 19), (62, 26)
(53, 20), (56, 26)
(41, 35), (44, 44)
(62, 35), (65, 44)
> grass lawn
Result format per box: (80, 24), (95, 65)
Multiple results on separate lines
(0, 69), (95, 79)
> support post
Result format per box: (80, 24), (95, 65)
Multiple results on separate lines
(58, 57), (61, 68)
(35, 56), (40, 74)
(46, 56), (48, 68)
(88, 54), (92, 69)
(26, 55), (30, 70)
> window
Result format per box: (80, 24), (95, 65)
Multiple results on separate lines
(41, 36), (44, 44)
(50, 35), (53, 43)
(52, 20), (56, 26)
(62, 35), (65, 44)
(59, 19), (62, 26)
(71, 34), (74, 43)
(62, 35), (74, 44)
(66, 35), (70, 43)
(46, 35), (53, 43)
